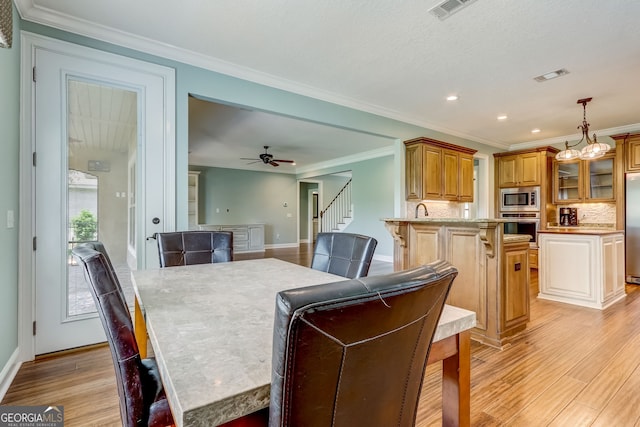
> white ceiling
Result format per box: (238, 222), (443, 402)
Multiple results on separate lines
(17, 0), (640, 172)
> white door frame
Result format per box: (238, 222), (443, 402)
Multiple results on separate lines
(18, 32), (176, 361)
(296, 179), (322, 244)
(308, 188), (318, 243)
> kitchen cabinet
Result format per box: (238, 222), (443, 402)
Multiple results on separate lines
(611, 133), (640, 172)
(197, 223), (265, 253)
(493, 147), (558, 234)
(384, 218), (530, 348)
(553, 153), (615, 203)
(538, 230), (625, 309)
(502, 239), (530, 331)
(404, 137), (476, 202)
(188, 171), (200, 228)
(495, 151), (541, 188)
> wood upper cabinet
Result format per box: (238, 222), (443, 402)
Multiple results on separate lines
(496, 151), (540, 188)
(612, 133), (640, 172)
(404, 137), (476, 201)
(405, 142), (423, 200)
(553, 153), (615, 204)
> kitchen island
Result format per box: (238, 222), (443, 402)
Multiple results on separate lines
(538, 228), (625, 309)
(383, 218), (530, 348)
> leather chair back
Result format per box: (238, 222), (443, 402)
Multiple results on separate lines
(156, 231), (233, 267)
(72, 243), (173, 427)
(270, 260), (457, 427)
(310, 232), (377, 278)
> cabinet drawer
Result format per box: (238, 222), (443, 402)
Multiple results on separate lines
(222, 227), (249, 242)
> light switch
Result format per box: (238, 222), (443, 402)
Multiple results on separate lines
(7, 210), (14, 229)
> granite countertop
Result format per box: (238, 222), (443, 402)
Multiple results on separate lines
(383, 217), (509, 223)
(539, 228), (624, 235)
(504, 234), (532, 243)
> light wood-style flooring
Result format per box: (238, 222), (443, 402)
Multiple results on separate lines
(4, 245), (640, 426)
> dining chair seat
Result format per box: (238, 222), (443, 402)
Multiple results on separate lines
(72, 242), (174, 427)
(156, 230), (233, 267)
(310, 232), (377, 279)
(270, 260), (458, 426)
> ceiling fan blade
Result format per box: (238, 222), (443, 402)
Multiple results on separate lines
(240, 157), (259, 160)
(273, 159), (295, 163)
(269, 161), (280, 167)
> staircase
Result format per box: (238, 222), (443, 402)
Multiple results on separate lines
(319, 179), (353, 232)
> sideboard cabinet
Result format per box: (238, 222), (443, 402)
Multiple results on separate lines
(197, 223), (265, 253)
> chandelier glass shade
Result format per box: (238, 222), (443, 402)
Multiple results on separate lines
(555, 98), (611, 161)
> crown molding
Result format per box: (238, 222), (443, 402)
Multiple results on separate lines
(509, 123), (640, 151)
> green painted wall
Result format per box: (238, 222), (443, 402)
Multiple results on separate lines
(197, 168), (299, 245)
(302, 156), (395, 257)
(0, 4), (21, 374)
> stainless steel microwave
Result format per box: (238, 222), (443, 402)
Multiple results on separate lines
(500, 186), (540, 212)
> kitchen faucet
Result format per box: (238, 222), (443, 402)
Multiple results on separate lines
(415, 202), (429, 218)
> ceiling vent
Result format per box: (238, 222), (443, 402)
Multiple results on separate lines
(429, 0), (478, 20)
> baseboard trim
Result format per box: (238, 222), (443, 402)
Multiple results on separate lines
(264, 243), (299, 249)
(0, 348), (21, 402)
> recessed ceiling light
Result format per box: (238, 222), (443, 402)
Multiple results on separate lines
(497, 115), (508, 121)
(446, 95), (459, 101)
(534, 68), (570, 82)
(531, 128), (541, 134)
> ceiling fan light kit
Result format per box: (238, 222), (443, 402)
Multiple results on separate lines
(555, 97), (611, 162)
(241, 146), (295, 167)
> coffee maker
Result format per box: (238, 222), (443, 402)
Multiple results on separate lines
(559, 207), (578, 226)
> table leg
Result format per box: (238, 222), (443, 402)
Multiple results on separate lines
(134, 297), (148, 359)
(441, 330), (471, 427)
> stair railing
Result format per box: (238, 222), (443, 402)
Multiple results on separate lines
(319, 179), (352, 232)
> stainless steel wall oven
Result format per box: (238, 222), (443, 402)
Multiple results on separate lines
(500, 212), (540, 247)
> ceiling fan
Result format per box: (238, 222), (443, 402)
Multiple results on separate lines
(241, 146), (295, 167)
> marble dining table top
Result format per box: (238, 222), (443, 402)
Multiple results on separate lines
(132, 258), (476, 427)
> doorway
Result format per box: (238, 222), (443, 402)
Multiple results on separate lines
(20, 34), (176, 358)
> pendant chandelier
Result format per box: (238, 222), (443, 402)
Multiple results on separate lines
(555, 97), (611, 161)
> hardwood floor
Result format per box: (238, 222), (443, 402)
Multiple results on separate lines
(4, 249), (640, 426)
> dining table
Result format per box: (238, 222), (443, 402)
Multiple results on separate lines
(131, 258), (476, 427)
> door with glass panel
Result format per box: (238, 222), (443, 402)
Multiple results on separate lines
(33, 46), (171, 355)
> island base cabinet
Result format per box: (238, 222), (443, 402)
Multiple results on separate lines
(538, 232), (625, 309)
(386, 220), (530, 348)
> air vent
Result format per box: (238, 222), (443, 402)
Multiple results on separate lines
(429, 0), (478, 20)
(534, 68), (570, 82)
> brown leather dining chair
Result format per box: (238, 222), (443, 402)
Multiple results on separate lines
(310, 232), (378, 278)
(156, 230), (233, 267)
(269, 259), (458, 427)
(72, 243), (174, 427)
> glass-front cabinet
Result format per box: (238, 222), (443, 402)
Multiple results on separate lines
(587, 157), (614, 200)
(553, 153), (615, 203)
(555, 160), (581, 202)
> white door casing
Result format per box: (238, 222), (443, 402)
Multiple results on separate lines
(19, 33), (175, 357)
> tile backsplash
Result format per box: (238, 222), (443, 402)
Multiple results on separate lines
(554, 203), (616, 227)
(407, 201), (466, 218)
